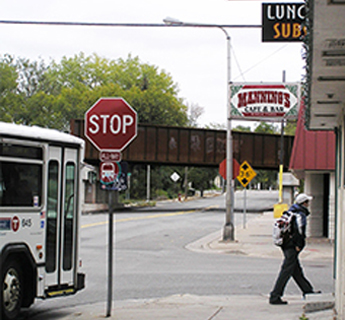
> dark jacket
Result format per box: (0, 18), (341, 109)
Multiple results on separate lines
(283, 203), (310, 250)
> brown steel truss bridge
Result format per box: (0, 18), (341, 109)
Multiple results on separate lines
(71, 119), (294, 170)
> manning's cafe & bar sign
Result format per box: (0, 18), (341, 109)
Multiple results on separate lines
(230, 83), (300, 120)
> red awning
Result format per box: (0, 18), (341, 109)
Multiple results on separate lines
(289, 103), (335, 173)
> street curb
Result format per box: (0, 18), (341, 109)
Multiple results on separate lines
(304, 301), (335, 313)
(304, 293), (335, 313)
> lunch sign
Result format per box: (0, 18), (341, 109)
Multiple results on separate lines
(230, 83), (300, 120)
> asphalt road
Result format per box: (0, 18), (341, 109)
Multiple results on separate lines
(20, 191), (334, 319)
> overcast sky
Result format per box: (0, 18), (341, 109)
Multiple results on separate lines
(1, 0), (305, 128)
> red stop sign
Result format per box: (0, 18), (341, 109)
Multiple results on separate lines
(85, 98), (137, 151)
(219, 158), (240, 180)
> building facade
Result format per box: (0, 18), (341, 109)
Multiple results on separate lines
(305, 0), (345, 316)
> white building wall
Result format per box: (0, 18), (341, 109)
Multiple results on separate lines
(329, 172), (336, 241)
(335, 120), (345, 318)
(305, 172), (324, 237)
(336, 189), (345, 318)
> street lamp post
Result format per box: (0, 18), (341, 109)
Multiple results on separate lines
(163, 18), (234, 240)
(222, 28), (235, 241)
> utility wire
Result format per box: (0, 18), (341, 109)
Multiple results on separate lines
(233, 44), (288, 80)
(0, 20), (261, 29)
(231, 46), (246, 82)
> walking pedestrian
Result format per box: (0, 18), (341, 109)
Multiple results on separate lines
(269, 193), (320, 305)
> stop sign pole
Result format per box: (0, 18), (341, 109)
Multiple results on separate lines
(84, 97), (137, 317)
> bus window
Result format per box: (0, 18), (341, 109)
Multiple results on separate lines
(0, 163), (4, 203)
(63, 162), (75, 271)
(0, 162), (42, 207)
(46, 161), (59, 273)
(0, 143), (43, 160)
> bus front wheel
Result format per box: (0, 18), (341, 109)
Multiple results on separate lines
(1, 259), (23, 320)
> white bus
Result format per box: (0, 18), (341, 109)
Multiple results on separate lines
(0, 122), (85, 320)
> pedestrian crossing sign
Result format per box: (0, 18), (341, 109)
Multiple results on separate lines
(237, 161), (256, 188)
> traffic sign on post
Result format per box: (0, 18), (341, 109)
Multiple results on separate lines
(219, 158), (240, 180)
(84, 97), (138, 318)
(85, 98), (137, 152)
(100, 150), (122, 162)
(100, 161), (121, 185)
(237, 161), (256, 188)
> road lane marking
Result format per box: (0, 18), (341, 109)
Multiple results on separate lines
(81, 220), (108, 228)
(81, 209), (199, 229)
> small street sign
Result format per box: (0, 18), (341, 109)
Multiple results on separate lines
(170, 172), (180, 182)
(237, 161), (257, 188)
(100, 161), (129, 191)
(100, 150), (122, 162)
(100, 161), (121, 185)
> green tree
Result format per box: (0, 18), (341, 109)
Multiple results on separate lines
(44, 53), (188, 128)
(24, 92), (63, 128)
(254, 121), (279, 134)
(205, 122), (226, 130)
(0, 55), (17, 95)
(188, 167), (218, 197)
(284, 120), (297, 135)
(233, 125), (251, 132)
(0, 53), (188, 130)
(255, 170), (277, 189)
(129, 165), (185, 200)
(15, 57), (49, 98)
(0, 55), (21, 122)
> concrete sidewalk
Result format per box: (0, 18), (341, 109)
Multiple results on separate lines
(58, 294), (335, 320)
(60, 211), (335, 320)
(187, 211), (334, 262)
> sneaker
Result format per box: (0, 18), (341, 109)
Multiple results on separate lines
(303, 290), (322, 299)
(269, 298), (288, 305)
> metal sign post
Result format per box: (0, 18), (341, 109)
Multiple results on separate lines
(243, 187), (247, 229)
(237, 161), (256, 229)
(106, 190), (114, 317)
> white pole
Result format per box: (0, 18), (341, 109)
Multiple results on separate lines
(221, 28), (235, 241)
(147, 164), (151, 202)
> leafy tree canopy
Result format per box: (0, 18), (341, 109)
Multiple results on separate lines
(284, 120), (297, 135)
(0, 53), (188, 130)
(233, 120), (296, 136)
(205, 122), (226, 130)
(254, 121), (279, 134)
(233, 125), (251, 132)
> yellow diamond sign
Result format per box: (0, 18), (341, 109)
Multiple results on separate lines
(237, 161), (256, 188)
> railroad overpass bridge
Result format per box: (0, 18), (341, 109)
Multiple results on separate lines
(71, 119), (294, 170)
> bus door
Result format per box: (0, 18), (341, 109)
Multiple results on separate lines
(45, 146), (79, 291)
